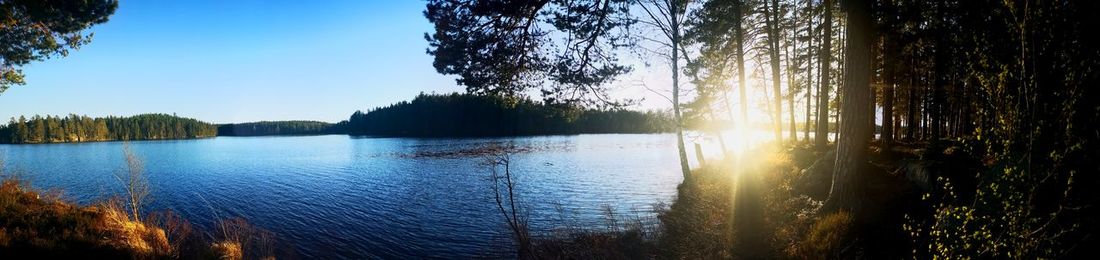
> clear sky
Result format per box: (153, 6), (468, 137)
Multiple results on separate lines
(2, 1), (783, 125)
(0, 0), (467, 124)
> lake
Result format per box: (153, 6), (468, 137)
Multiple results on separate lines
(0, 134), (694, 258)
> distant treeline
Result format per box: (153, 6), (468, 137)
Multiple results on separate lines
(0, 114), (217, 144)
(341, 93), (673, 137)
(217, 121), (337, 136)
(0, 94), (673, 143)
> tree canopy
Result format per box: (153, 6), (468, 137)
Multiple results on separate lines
(0, 113), (217, 144)
(217, 121), (338, 136)
(424, 0), (634, 105)
(343, 93), (671, 137)
(0, 0), (118, 93)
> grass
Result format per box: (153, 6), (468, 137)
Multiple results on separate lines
(0, 178), (169, 258)
(518, 144), (829, 259)
(0, 147), (280, 259)
(0, 177), (277, 259)
(800, 210), (853, 258)
(525, 141), (938, 259)
(529, 204), (662, 259)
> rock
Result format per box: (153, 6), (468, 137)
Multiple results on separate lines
(898, 160), (938, 191)
(795, 149), (837, 200)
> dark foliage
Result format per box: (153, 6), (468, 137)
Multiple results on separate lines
(343, 93), (672, 137)
(217, 121), (338, 136)
(0, 0), (118, 92)
(864, 0), (1100, 258)
(424, 0), (634, 105)
(0, 114), (216, 144)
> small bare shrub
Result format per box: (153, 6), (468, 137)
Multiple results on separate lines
(116, 143), (150, 221)
(214, 217), (276, 260)
(147, 210), (198, 258)
(483, 145), (532, 258)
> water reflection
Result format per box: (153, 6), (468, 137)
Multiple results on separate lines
(0, 134), (685, 258)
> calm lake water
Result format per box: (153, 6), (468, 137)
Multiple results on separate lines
(0, 134), (691, 258)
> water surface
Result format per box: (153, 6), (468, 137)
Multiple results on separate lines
(0, 134), (687, 258)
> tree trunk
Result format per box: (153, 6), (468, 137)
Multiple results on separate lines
(930, 0), (945, 141)
(765, 0), (784, 144)
(906, 57), (917, 140)
(735, 4), (749, 125)
(789, 77), (797, 141)
(823, 0), (873, 213)
(804, 1), (816, 141)
(881, 36), (895, 147)
(815, 0), (833, 149)
(833, 18), (846, 142)
(788, 1), (800, 142)
(671, 2), (691, 180)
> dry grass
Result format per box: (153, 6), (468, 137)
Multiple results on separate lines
(98, 200), (171, 254)
(503, 143), (907, 259)
(656, 161), (736, 259)
(654, 144), (837, 259)
(0, 178), (170, 258)
(798, 210), (853, 258)
(530, 204), (661, 259)
(519, 144), (831, 259)
(1, 149), (283, 259)
(0, 178), (279, 259)
(214, 217), (277, 260)
(211, 241), (243, 260)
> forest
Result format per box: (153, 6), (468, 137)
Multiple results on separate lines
(0, 0), (1096, 258)
(424, 0), (1098, 258)
(217, 121), (337, 136)
(342, 93), (673, 137)
(0, 93), (670, 142)
(0, 114), (217, 144)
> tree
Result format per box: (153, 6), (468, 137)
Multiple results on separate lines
(0, 0), (118, 93)
(421, 0), (698, 178)
(342, 93), (671, 137)
(823, 0), (872, 213)
(423, 0), (634, 105)
(484, 146), (530, 258)
(636, 0), (692, 179)
(877, 0), (898, 147)
(802, 0), (816, 141)
(0, 113), (217, 144)
(14, 116), (27, 142)
(814, 0), (834, 149)
(117, 143), (150, 221)
(762, 0), (784, 143)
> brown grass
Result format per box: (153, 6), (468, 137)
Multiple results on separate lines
(214, 217), (277, 259)
(0, 178), (170, 258)
(0, 177), (279, 259)
(798, 210), (854, 258)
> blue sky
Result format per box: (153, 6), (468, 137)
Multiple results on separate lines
(0, 1), (463, 123)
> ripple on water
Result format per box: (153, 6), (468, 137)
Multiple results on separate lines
(0, 134), (690, 258)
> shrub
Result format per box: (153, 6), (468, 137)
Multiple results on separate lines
(0, 178), (170, 258)
(799, 210), (854, 258)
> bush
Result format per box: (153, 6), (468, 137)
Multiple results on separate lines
(799, 211), (854, 258)
(0, 178), (170, 258)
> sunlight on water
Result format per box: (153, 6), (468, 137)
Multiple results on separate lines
(689, 128), (782, 163)
(0, 134), (686, 258)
